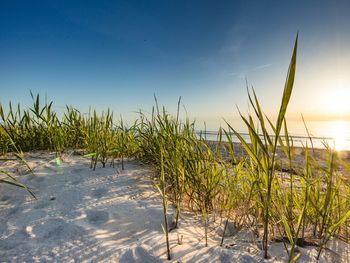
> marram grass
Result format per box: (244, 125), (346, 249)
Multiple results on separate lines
(1, 36), (350, 261)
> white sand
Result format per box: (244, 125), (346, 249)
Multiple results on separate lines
(1, 152), (349, 262)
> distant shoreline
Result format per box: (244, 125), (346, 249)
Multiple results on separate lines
(204, 139), (350, 176)
(197, 129), (350, 151)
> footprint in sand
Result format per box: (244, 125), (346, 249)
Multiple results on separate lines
(120, 246), (162, 263)
(85, 210), (109, 226)
(0, 194), (25, 204)
(34, 176), (45, 183)
(34, 201), (50, 210)
(0, 229), (29, 250)
(8, 206), (20, 215)
(71, 179), (81, 185)
(0, 195), (11, 202)
(31, 218), (87, 241)
(91, 188), (106, 198)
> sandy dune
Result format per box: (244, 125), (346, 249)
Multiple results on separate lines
(1, 152), (349, 262)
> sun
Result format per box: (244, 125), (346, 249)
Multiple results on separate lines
(326, 88), (349, 115)
(331, 121), (347, 151)
(321, 81), (350, 116)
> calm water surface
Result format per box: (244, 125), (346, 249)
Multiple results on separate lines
(198, 120), (350, 151)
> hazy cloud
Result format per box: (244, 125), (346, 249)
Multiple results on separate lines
(227, 63), (272, 78)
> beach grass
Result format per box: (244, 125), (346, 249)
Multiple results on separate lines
(1, 36), (350, 261)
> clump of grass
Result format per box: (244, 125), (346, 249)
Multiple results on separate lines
(225, 34), (298, 258)
(0, 133), (35, 198)
(63, 106), (87, 149)
(112, 117), (138, 170)
(185, 141), (225, 246)
(137, 97), (197, 229)
(84, 109), (116, 170)
(313, 145), (350, 259)
(0, 93), (66, 157)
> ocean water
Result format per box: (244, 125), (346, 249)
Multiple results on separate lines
(197, 120), (350, 151)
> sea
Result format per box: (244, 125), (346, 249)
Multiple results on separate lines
(196, 120), (350, 151)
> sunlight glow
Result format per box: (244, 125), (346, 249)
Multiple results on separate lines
(331, 121), (347, 151)
(321, 80), (350, 116)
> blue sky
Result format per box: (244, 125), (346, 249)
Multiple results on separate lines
(1, 0), (350, 127)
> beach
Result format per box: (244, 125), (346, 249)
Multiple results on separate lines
(1, 151), (349, 262)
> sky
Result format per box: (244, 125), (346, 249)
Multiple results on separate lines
(1, 0), (350, 128)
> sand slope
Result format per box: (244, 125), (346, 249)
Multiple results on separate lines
(0, 153), (349, 262)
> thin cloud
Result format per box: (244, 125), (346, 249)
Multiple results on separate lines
(252, 63), (272, 70)
(227, 63), (272, 78)
(227, 72), (246, 79)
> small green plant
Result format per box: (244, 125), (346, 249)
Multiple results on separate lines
(156, 148), (171, 260)
(0, 136), (35, 198)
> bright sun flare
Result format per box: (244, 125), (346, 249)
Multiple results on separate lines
(322, 86), (350, 116)
(331, 121), (347, 151)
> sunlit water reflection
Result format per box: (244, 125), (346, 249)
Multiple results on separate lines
(330, 121), (348, 151)
(197, 120), (350, 151)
